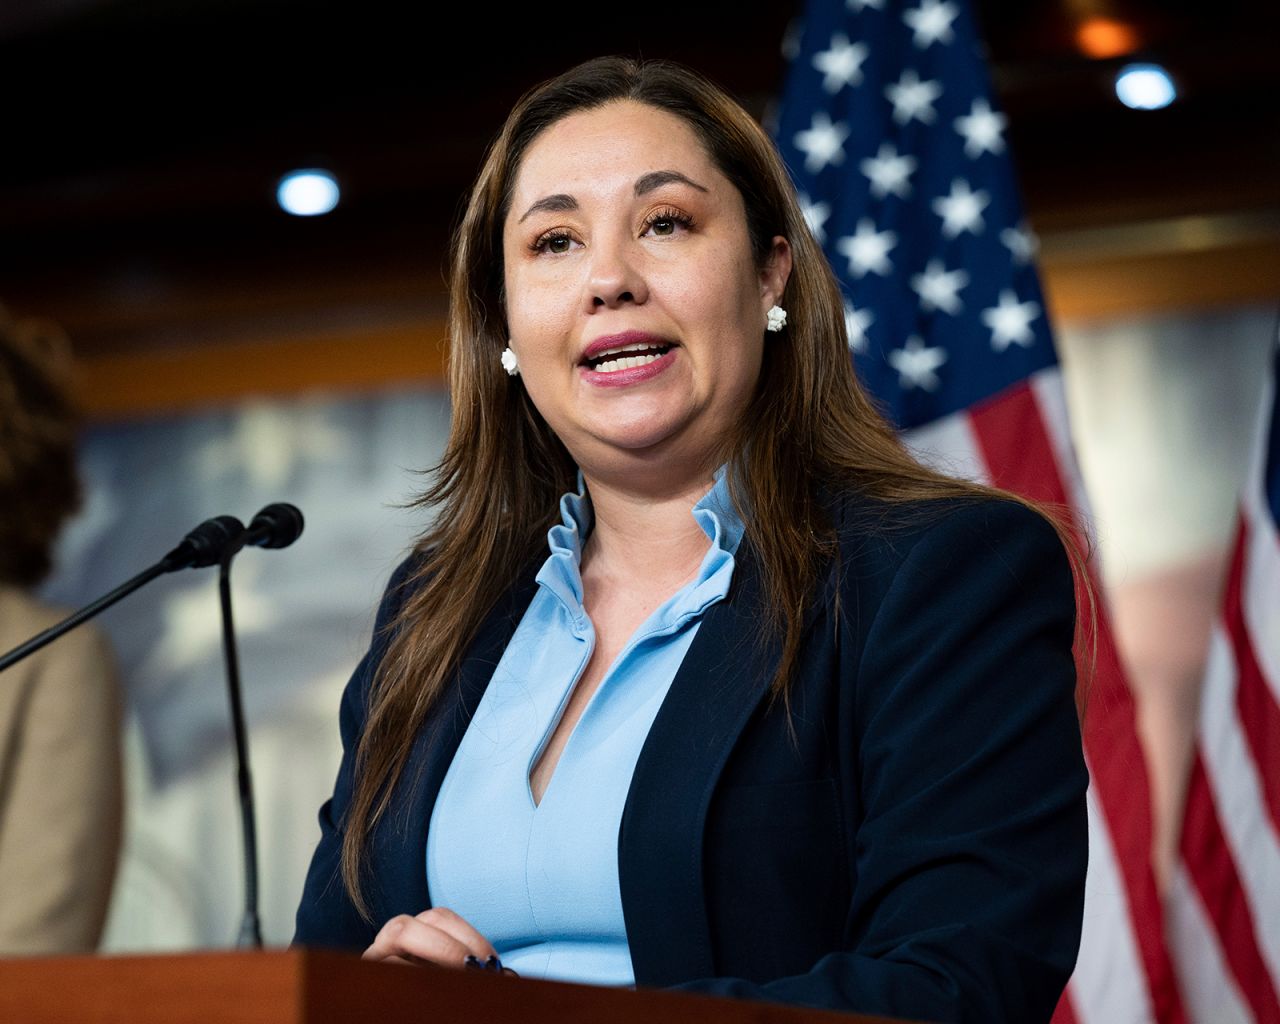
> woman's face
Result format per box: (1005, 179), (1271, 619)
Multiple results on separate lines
(502, 99), (790, 483)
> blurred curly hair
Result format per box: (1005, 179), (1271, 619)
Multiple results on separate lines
(0, 306), (82, 587)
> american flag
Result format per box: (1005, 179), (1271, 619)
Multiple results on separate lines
(773, 1), (1185, 1020)
(1169, 335), (1280, 1023)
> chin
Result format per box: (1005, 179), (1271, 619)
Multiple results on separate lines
(579, 402), (690, 450)
(594, 427), (683, 454)
(586, 420), (728, 474)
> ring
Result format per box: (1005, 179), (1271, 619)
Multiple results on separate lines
(463, 953), (518, 976)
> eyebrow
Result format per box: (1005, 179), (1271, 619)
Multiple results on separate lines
(517, 170), (709, 223)
(634, 170), (709, 196)
(517, 193), (578, 223)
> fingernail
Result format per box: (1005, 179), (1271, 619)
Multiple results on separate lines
(463, 955), (484, 970)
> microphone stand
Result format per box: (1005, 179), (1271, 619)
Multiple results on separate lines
(212, 503), (301, 950)
(217, 542), (263, 950)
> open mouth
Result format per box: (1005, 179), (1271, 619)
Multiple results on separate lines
(583, 341), (675, 373)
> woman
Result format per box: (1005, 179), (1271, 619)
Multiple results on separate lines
(0, 306), (123, 953)
(295, 57), (1088, 1023)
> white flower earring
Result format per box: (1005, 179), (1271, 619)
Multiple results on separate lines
(765, 305), (788, 333)
(501, 345), (520, 376)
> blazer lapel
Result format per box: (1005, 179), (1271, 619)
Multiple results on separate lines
(619, 549), (782, 987)
(375, 568), (541, 920)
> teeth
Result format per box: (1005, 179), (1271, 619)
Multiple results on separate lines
(592, 340), (662, 359)
(594, 352), (663, 373)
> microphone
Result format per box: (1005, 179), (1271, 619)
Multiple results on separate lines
(0, 513), (247, 673)
(161, 515), (247, 571)
(238, 503), (305, 552)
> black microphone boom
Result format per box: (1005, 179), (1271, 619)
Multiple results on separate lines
(0, 514), (246, 674)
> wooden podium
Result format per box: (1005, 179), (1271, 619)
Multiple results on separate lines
(0, 948), (904, 1023)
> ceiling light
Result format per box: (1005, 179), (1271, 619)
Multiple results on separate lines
(1114, 63), (1177, 111)
(1075, 17), (1140, 59)
(276, 169), (340, 217)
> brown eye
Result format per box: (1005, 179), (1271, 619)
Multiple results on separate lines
(532, 230), (576, 255)
(643, 209), (691, 238)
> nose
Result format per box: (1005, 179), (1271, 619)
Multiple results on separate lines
(586, 238), (648, 312)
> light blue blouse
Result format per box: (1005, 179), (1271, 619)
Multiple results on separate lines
(425, 470), (744, 985)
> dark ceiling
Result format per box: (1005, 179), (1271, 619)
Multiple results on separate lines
(1, 0), (1277, 357)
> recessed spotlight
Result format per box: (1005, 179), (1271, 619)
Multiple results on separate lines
(276, 169), (340, 216)
(1075, 17), (1140, 59)
(1114, 63), (1176, 111)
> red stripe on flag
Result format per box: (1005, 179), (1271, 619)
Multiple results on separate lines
(969, 381), (1070, 508)
(1222, 517), (1280, 837)
(970, 381), (1188, 1024)
(1051, 987), (1080, 1024)
(1182, 754), (1280, 1023)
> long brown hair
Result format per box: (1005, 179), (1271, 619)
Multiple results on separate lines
(340, 56), (1091, 916)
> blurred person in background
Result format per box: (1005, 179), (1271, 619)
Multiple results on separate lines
(0, 305), (122, 954)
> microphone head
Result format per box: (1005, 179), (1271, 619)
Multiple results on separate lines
(164, 514), (246, 571)
(245, 503), (304, 550)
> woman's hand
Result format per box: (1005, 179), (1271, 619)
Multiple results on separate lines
(361, 907), (497, 968)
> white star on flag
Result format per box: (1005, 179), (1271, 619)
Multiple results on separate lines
(1000, 223), (1038, 264)
(888, 336), (948, 390)
(860, 142), (917, 199)
(835, 219), (898, 277)
(911, 258), (969, 314)
(885, 70), (943, 126)
(793, 112), (851, 173)
(982, 290), (1041, 351)
(903, 0), (960, 48)
(846, 0), (885, 11)
(798, 193), (832, 243)
(954, 98), (1007, 158)
(932, 178), (990, 238)
(844, 301), (874, 352)
(812, 33), (870, 94)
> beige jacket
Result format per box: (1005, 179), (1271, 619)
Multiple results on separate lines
(0, 585), (123, 954)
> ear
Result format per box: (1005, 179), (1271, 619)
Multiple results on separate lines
(759, 235), (793, 313)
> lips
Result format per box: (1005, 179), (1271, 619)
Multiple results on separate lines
(579, 331), (676, 372)
(579, 330), (679, 388)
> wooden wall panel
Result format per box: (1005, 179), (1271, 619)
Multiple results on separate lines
(1041, 240), (1280, 324)
(79, 321), (448, 421)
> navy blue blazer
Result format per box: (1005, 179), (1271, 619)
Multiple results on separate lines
(294, 492), (1088, 1024)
